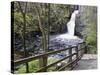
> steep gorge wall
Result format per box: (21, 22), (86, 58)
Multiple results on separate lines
(75, 6), (97, 39)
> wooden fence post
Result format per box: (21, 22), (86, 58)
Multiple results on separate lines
(82, 42), (85, 56)
(75, 45), (79, 65)
(84, 42), (87, 54)
(68, 45), (72, 69)
(81, 44), (83, 57)
(39, 55), (47, 72)
(25, 62), (29, 73)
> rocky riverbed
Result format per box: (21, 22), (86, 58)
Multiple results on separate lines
(14, 32), (83, 59)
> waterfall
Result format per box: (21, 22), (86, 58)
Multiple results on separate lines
(67, 10), (79, 36)
(49, 10), (83, 58)
(49, 10), (83, 60)
(55, 10), (79, 39)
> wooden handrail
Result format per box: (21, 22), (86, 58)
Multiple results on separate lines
(14, 46), (77, 66)
(58, 55), (82, 71)
(13, 42), (86, 73)
(36, 53), (76, 72)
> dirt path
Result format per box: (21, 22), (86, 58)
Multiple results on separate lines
(73, 54), (97, 70)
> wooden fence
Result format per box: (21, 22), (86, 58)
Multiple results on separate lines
(12, 42), (86, 73)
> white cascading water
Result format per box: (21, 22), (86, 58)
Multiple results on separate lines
(49, 10), (83, 59)
(67, 10), (79, 36)
(50, 10), (83, 48)
(56, 10), (79, 40)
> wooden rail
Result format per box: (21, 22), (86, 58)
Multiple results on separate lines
(12, 42), (86, 73)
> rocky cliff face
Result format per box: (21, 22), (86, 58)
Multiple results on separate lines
(67, 5), (84, 38)
(75, 11), (84, 38)
(77, 6), (97, 39)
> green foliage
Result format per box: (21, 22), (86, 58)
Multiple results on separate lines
(17, 65), (26, 73)
(47, 57), (59, 71)
(14, 12), (39, 36)
(28, 60), (39, 72)
(50, 4), (70, 33)
(15, 60), (39, 73)
(14, 12), (23, 35)
(13, 2), (71, 35)
(14, 57), (59, 73)
(80, 6), (97, 53)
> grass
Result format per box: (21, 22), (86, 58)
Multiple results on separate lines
(14, 57), (59, 73)
(47, 57), (60, 71)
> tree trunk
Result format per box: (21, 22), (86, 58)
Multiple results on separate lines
(18, 2), (29, 73)
(33, 4), (48, 72)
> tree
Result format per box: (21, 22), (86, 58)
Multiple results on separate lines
(32, 3), (49, 71)
(80, 6), (97, 53)
(17, 2), (29, 72)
